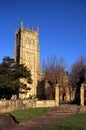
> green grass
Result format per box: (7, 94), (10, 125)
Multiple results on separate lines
(9, 107), (51, 123)
(42, 113), (86, 130)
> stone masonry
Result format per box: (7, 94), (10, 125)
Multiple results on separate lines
(14, 21), (71, 102)
(14, 21), (40, 99)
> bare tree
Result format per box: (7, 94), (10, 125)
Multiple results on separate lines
(42, 55), (66, 82)
(70, 56), (86, 104)
(70, 56), (86, 88)
(41, 55), (69, 100)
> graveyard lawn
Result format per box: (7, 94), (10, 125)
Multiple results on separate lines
(9, 107), (51, 123)
(42, 113), (86, 130)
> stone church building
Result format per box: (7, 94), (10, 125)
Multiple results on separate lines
(14, 21), (71, 102)
(14, 21), (41, 99)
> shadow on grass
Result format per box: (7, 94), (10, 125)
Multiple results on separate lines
(9, 113), (19, 124)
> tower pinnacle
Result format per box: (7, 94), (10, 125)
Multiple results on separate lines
(20, 20), (24, 30)
(36, 24), (39, 32)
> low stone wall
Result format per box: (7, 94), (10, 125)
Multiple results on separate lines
(0, 99), (56, 113)
(0, 82), (60, 113)
(36, 100), (55, 108)
(0, 99), (35, 112)
(0, 99), (86, 113)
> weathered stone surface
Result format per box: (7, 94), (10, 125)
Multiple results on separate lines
(14, 22), (40, 98)
(0, 99), (56, 112)
(14, 22), (71, 103)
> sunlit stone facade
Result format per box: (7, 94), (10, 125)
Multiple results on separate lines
(14, 21), (71, 102)
(14, 22), (40, 98)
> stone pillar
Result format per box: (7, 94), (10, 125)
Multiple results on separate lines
(65, 87), (71, 102)
(80, 84), (84, 106)
(55, 83), (59, 106)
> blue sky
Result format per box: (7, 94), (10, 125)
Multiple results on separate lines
(0, 0), (86, 69)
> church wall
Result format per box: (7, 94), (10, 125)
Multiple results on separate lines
(14, 22), (40, 98)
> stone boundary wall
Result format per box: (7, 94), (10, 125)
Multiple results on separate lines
(0, 84), (59, 113)
(36, 100), (55, 108)
(0, 99), (56, 113)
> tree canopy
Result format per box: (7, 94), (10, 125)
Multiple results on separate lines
(0, 56), (32, 99)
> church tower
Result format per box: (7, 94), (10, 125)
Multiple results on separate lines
(14, 21), (40, 98)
